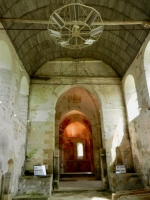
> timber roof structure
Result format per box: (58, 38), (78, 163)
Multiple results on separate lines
(0, 0), (150, 77)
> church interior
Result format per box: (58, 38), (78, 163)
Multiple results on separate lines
(0, 0), (150, 199)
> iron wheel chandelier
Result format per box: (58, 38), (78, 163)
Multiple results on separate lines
(48, 0), (104, 50)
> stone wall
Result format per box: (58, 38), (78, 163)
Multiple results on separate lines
(59, 121), (93, 173)
(25, 60), (133, 189)
(18, 175), (53, 195)
(109, 173), (144, 192)
(122, 33), (150, 187)
(55, 86), (101, 179)
(0, 23), (29, 198)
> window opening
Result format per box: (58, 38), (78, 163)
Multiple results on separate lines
(77, 142), (83, 159)
(124, 75), (139, 122)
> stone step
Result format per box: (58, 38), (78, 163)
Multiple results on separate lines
(118, 193), (150, 200)
(60, 172), (95, 178)
(12, 195), (50, 200)
(112, 189), (150, 200)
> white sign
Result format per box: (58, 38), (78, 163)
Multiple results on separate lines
(116, 165), (126, 174)
(34, 165), (46, 176)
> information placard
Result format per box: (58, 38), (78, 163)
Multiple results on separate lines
(34, 165), (46, 176)
(115, 165), (126, 174)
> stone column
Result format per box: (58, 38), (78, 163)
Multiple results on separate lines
(0, 174), (4, 200)
(100, 149), (108, 189)
(1, 172), (13, 200)
(148, 169), (150, 186)
(53, 149), (59, 190)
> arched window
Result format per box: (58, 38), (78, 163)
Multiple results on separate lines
(124, 75), (139, 122)
(144, 41), (150, 100)
(8, 159), (14, 172)
(19, 76), (29, 123)
(20, 76), (29, 96)
(0, 40), (12, 106)
(0, 40), (12, 70)
(77, 142), (83, 159)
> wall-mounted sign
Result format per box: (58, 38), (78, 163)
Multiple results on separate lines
(115, 165), (126, 174)
(34, 165), (46, 176)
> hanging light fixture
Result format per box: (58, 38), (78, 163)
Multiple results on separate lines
(48, 0), (104, 50)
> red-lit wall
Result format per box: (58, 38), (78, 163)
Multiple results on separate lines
(60, 121), (94, 173)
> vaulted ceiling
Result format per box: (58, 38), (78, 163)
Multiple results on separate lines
(0, 0), (150, 77)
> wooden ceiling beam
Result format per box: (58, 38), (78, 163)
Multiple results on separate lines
(0, 18), (149, 27)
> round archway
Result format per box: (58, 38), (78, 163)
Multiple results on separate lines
(55, 86), (101, 179)
(124, 75), (139, 122)
(59, 115), (94, 173)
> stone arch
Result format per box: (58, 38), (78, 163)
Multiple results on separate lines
(124, 74), (139, 122)
(54, 84), (102, 110)
(59, 118), (94, 173)
(55, 86), (102, 180)
(59, 110), (92, 130)
(55, 86), (101, 140)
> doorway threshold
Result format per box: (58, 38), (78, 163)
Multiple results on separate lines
(58, 173), (102, 192)
(60, 172), (94, 178)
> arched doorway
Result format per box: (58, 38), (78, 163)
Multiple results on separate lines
(55, 86), (102, 179)
(59, 116), (94, 173)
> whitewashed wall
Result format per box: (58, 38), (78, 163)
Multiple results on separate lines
(122, 33), (150, 186)
(0, 23), (30, 196)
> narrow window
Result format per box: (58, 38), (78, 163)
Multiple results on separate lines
(124, 75), (139, 122)
(77, 142), (83, 159)
(144, 41), (150, 102)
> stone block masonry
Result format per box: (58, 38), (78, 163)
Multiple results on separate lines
(109, 173), (144, 192)
(26, 60), (134, 191)
(18, 175), (53, 195)
(122, 33), (150, 188)
(0, 23), (30, 198)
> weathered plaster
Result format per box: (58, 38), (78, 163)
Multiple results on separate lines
(0, 23), (29, 197)
(26, 60), (133, 188)
(33, 60), (118, 78)
(55, 86), (101, 178)
(122, 33), (150, 186)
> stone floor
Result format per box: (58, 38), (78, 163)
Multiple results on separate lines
(13, 176), (112, 200)
(58, 176), (103, 191)
(51, 191), (112, 200)
(51, 176), (112, 200)
(13, 191), (112, 200)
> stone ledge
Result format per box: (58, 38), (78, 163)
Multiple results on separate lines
(112, 189), (150, 200)
(18, 175), (53, 196)
(20, 175), (52, 179)
(12, 195), (50, 200)
(109, 173), (144, 192)
(118, 193), (150, 200)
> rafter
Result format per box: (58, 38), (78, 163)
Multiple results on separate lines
(0, 18), (150, 28)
